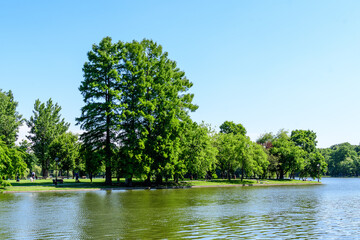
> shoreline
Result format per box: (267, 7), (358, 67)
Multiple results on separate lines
(2, 182), (322, 193)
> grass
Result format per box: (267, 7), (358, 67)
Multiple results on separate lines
(0, 177), (320, 193)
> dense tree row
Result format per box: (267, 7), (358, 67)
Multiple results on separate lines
(1, 37), (330, 187)
(320, 143), (360, 177)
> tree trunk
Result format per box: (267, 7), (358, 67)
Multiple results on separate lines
(279, 169), (284, 179)
(105, 86), (112, 185)
(241, 168), (244, 181)
(145, 174), (151, 186)
(156, 175), (163, 185)
(125, 177), (133, 187)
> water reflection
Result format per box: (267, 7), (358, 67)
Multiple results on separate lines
(1, 179), (360, 239)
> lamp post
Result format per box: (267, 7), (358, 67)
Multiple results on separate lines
(317, 163), (320, 182)
(55, 157), (59, 185)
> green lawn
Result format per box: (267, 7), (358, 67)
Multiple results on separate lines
(1, 177), (320, 192)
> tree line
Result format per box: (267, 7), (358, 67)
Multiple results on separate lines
(1, 37), (329, 187)
(319, 143), (360, 177)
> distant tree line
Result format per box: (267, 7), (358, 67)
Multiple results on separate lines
(0, 37), (329, 187)
(319, 143), (360, 177)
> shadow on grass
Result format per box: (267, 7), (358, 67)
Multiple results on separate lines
(207, 179), (255, 184)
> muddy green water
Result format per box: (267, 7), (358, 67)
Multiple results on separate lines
(0, 178), (359, 239)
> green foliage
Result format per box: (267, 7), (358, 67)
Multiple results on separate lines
(49, 132), (79, 173)
(256, 132), (274, 148)
(78, 37), (198, 184)
(215, 133), (254, 180)
(291, 130), (317, 153)
(79, 145), (104, 182)
(322, 142), (360, 177)
(0, 89), (23, 146)
(27, 99), (70, 177)
(303, 152), (327, 180)
(77, 37), (124, 184)
(120, 39), (198, 184)
(251, 142), (269, 178)
(219, 121), (246, 135)
(18, 140), (38, 171)
(0, 139), (27, 187)
(270, 131), (306, 179)
(181, 122), (218, 179)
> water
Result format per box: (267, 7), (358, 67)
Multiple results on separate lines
(0, 178), (359, 239)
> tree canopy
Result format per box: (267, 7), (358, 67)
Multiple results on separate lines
(27, 99), (70, 177)
(219, 121), (247, 136)
(0, 89), (23, 146)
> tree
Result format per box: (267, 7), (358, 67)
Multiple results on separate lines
(256, 132), (274, 149)
(215, 133), (240, 180)
(327, 143), (358, 176)
(18, 140), (38, 172)
(77, 37), (123, 185)
(117, 39), (198, 185)
(0, 89), (23, 146)
(251, 142), (269, 179)
(235, 135), (254, 181)
(270, 130), (305, 179)
(215, 133), (253, 181)
(78, 37), (198, 185)
(219, 121), (246, 136)
(290, 130), (317, 153)
(290, 129), (327, 180)
(79, 145), (104, 182)
(27, 99), (69, 177)
(0, 139), (26, 187)
(304, 152), (327, 181)
(49, 132), (79, 178)
(180, 122), (218, 180)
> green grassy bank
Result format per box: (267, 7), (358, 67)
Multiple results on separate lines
(0, 178), (321, 193)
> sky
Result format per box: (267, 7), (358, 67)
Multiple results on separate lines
(1, 0), (360, 148)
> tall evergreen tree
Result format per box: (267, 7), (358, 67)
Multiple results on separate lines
(118, 39), (198, 184)
(77, 37), (123, 184)
(27, 99), (69, 177)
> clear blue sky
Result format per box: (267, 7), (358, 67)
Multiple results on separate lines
(1, 0), (360, 148)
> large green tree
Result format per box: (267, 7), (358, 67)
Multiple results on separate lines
(117, 39), (198, 184)
(215, 133), (253, 181)
(290, 129), (326, 180)
(270, 130), (305, 179)
(77, 37), (123, 184)
(0, 89), (23, 146)
(27, 99), (69, 177)
(78, 37), (197, 185)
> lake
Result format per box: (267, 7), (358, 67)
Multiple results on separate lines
(0, 178), (359, 239)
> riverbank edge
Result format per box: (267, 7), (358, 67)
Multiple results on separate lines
(2, 182), (322, 193)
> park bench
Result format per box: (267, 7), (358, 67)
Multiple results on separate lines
(53, 179), (64, 184)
